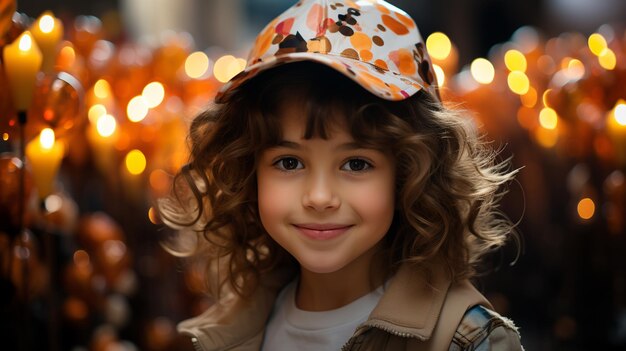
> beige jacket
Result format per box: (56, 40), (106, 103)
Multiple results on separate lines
(178, 264), (522, 351)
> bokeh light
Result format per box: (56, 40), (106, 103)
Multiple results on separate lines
(507, 71), (530, 95)
(142, 82), (165, 108)
(470, 58), (495, 84)
(587, 33), (607, 56)
(125, 149), (147, 175)
(577, 198), (595, 220)
(127, 96), (149, 123)
(185, 51), (210, 79)
(433, 64), (445, 86)
(504, 49), (527, 72)
(96, 114), (117, 137)
(426, 32), (452, 60)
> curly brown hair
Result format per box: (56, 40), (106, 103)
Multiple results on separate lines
(158, 62), (519, 298)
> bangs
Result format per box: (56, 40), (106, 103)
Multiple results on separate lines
(247, 61), (406, 150)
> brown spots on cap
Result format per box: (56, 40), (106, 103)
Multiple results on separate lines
(330, 4), (337, 10)
(341, 48), (359, 60)
(372, 36), (384, 46)
(339, 25), (354, 36)
(276, 32), (308, 55)
(381, 14), (408, 35)
(377, 24), (386, 32)
(272, 34), (284, 45)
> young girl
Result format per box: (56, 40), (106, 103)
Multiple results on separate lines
(160, 1), (523, 350)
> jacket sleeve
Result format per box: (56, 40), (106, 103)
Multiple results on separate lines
(450, 305), (523, 351)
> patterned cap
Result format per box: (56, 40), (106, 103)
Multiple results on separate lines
(215, 0), (440, 103)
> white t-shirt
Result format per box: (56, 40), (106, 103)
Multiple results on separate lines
(261, 279), (384, 351)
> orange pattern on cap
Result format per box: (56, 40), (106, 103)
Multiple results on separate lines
(215, 0), (441, 103)
(381, 14), (409, 35)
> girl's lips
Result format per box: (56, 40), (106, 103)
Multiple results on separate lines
(293, 224), (353, 240)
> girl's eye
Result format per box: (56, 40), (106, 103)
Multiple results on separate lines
(341, 158), (372, 172)
(274, 157), (303, 171)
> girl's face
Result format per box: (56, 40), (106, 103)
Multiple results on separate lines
(257, 101), (396, 275)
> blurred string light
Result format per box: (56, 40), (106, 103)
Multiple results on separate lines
(504, 49), (527, 72)
(127, 96), (149, 123)
(432, 64), (445, 86)
(539, 107), (559, 130)
(507, 71), (530, 95)
(614, 102), (626, 126)
(142, 82), (165, 108)
(94, 79), (112, 99)
(426, 32), (451, 60)
(96, 114), (117, 137)
(39, 14), (55, 33)
(185, 51), (210, 79)
(213, 55), (246, 83)
(520, 87), (538, 108)
(587, 33), (607, 56)
(598, 48), (616, 70)
(88, 104), (107, 124)
(470, 58), (495, 84)
(125, 149), (147, 175)
(577, 198), (595, 220)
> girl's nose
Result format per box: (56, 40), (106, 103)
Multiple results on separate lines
(302, 173), (340, 211)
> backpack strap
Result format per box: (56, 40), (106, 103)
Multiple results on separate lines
(410, 280), (492, 351)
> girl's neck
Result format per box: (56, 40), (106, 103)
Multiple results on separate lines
(295, 245), (387, 311)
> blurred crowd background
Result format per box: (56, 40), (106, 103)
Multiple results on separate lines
(1, 0), (625, 350)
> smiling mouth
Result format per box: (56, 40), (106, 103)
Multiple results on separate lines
(293, 224), (353, 240)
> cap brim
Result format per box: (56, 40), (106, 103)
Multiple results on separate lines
(214, 52), (432, 103)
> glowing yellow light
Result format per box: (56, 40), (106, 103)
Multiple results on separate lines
(185, 51), (210, 79)
(507, 71), (530, 95)
(535, 127), (558, 148)
(539, 107), (559, 130)
(94, 79), (112, 99)
(577, 198), (595, 220)
(39, 128), (55, 150)
(88, 104), (107, 124)
(504, 49), (527, 72)
(426, 32), (452, 60)
(127, 96), (149, 122)
(142, 82), (165, 108)
(598, 48), (616, 70)
(588, 33), (607, 56)
(433, 64), (445, 86)
(236, 58), (247, 71)
(2, 133), (9, 141)
(19, 32), (33, 51)
(565, 59), (585, 80)
(96, 114), (117, 137)
(39, 15), (55, 33)
(613, 102), (626, 126)
(542, 89), (553, 107)
(125, 149), (147, 175)
(520, 86), (537, 108)
(470, 58), (495, 84)
(214, 55), (243, 83)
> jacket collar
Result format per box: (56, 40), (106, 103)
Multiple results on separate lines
(178, 262), (453, 350)
(359, 262), (452, 340)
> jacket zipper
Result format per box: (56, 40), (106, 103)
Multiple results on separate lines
(191, 337), (205, 351)
(341, 322), (424, 350)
